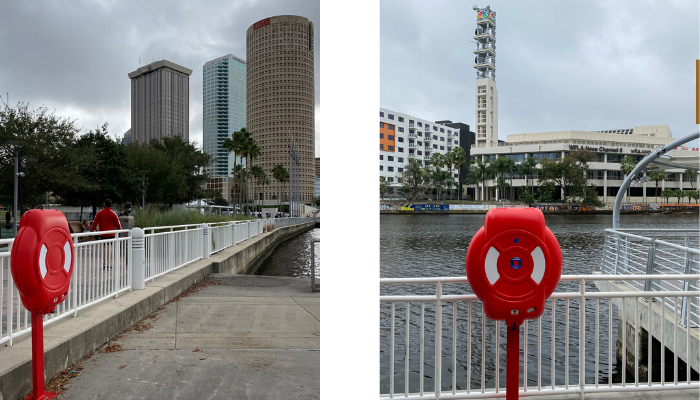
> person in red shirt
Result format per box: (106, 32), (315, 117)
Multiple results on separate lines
(90, 199), (122, 269)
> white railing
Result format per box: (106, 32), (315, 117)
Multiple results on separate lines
(1, 217), (315, 347)
(600, 229), (699, 327)
(379, 274), (699, 399)
(311, 237), (320, 292)
(1, 229), (132, 346)
(143, 224), (203, 281)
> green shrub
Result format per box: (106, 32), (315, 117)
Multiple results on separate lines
(134, 205), (250, 229)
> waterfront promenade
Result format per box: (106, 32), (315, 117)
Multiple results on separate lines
(59, 274), (319, 399)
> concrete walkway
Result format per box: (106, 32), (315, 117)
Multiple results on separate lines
(58, 275), (319, 400)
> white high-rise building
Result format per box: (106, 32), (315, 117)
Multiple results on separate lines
(473, 5), (498, 147)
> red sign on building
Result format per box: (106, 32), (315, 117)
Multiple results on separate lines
(253, 18), (270, 30)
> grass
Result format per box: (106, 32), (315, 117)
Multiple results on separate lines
(134, 205), (251, 228)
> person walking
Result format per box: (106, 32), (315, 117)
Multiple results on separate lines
(89, 199), (122, 269)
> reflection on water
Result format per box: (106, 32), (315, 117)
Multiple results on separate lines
(380, 213), (698, 394)
(256, 228), (320, 277)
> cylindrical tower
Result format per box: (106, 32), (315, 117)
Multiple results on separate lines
(246, 15), (315, 204)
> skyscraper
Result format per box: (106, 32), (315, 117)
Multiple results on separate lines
(203, 54), (246, 183)
(128, 60), (192, 144)
(473, 5), (498, 147)
(246, 15), (315, 203)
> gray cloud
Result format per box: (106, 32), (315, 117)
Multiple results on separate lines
(381, 0), (699, 145)
(0, 0), (320, 155)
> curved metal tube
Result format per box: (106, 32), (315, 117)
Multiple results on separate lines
(613, 130), (699, 228)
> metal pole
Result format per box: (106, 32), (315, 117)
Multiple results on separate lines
(142, 178), (145, 210)
(13, 149), (18, 237)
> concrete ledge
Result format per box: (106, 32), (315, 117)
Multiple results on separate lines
(0, 222), (314, 400)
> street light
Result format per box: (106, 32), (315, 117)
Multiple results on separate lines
(8, 140), (28, 237)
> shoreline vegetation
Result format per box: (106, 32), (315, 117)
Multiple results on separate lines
(132, 205), (251, 228)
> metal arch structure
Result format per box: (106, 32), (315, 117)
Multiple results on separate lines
(613, 129), (700, 228)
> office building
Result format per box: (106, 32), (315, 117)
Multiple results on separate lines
(246, 15), (316, 203)
(122, 129), (132, 145)
(380, 108), (463, 196)
(469, 124), (699, 203)
(473, 6), (498, 147)
(435, 120), (476, 197)
(202, 54), (246, 201)
(128, 60), (193, 143)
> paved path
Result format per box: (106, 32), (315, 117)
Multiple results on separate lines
(58, 274), (319, 400)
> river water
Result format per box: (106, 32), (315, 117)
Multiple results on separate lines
(256, 228), (320, 278)
(380, 213), (698, 394)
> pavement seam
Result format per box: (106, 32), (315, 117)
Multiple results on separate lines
(291, 296), (319, 322)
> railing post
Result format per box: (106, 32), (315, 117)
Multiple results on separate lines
(231, 222), (236, 246)
(643, 238), (657, 294)
(579, 279), (585, 399)
(72, 235), (79, 316)
(247, 221), (251, 240)
(131, 228), (145, 290)
(202, 224), (210, 259)
(680, 247), (693, 327)
(435, 281), (442, 398)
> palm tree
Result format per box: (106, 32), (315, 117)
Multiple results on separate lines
(251, 165), (265, 211)
(246, 141), (261, 212)
(223, 130), (244, 214)
(503, 158), (516, 201)
(684, 169), (698, 189)
(452, 147), (467, 199)
(431, 170), (450, 201)
(272, 164), (288, 213)
(472, 158), (489, 201)
(491, 157), (509, 201)
(620, 156), (637, 202)
(380, 176), (389, 201)
(429, 152), (445, 199)
(648, 170), (666, 203)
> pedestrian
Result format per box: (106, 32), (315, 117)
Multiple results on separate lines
(81, 220), (90, 232)
(89, 199), (122, 269)
(121, 202), (133, 217)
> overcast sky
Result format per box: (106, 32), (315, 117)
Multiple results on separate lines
(0, 0), (320, 155)
(381, 0), (699, 145)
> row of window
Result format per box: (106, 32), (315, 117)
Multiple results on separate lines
(379, 112), (455, 134)
(380, 166), (403, 172)
(379, 155), (405, 163)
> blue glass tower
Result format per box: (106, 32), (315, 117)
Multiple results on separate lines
(203, 54), (246, 178)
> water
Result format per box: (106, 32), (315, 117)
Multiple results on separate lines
(380, 213), (699, 394)
(256, 228), (320, 278)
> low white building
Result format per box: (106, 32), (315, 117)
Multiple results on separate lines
(469, 125), (699, 203)
(380, 108), (463, 195)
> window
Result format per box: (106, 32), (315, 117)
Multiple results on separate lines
(398, 137), (404, 142)
(380, 122), (384, 128)
(388, 114), (395, 120)
(388, 145), (394, 151)
(388, 156), (394, 161)
(380, 133), (384, 138)
(380, 144), (384, 150)
(417, 150), (422, 155)
(587, 170), (604, 180)
(388, 124), (395, 130)
(440, 128), (444, 133)
(398, 167), (404, 173)
(607, 171), (622, 180)
(380, 111), (384, 117)
(433, 135), (438, 140)
(425, 124), (430, 131)
(417, 122), (422, 127)
(440, 146), (445, 150)
(398, 117), (404, 122)
(418, 132), (423, 137)
(433, 144), (438, 149)
(607, 154), (622, 163)
(380, 165), (383, 171)
(447, 130), (452, 134)
(454, 141), (458, 145)
(433, 126), (438, 131)
(388, 166), (394, 172)
(417, 141), (422, 146)
(409, 120), (414, 125)
(398, 157), (404, 163)
(398, 127), (404, 132)
(380, 155), (383, 160)
(440, 137), (445, 141)
(388, 135), (394, 140)
(398, 147), (404, 152)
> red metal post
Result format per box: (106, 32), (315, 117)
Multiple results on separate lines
(27, 312), (56, 400)
(506, 322), (520, 400)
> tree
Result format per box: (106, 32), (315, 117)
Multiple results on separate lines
(580, 185), (603, 206)
(0, 97), (91, 211)
(470, 158), (489, 201)
(537, 183), (556, 203)
(399, 159), (429, 202)
(684, 169), (698, 189)
(272, 163), (288, 212)
(620, 156), (637, 201)
(647, 170), (666, 203)
(430, 169), (450, 201)
(251, 165), (265, 210)
(538, 150), (592, 203)
(518, 186), (536, 206)
(223, 130), (244, 213)
(489, 157), (510, 201)
(661, 188), (673, 203)
(451, 147), (467, 199)
(503, 158), (516, 201)
(518, 156), (538, 196)
(380, 176), (389, 201)
(126, 136), (211, 208)
(689, 190), (699, 204)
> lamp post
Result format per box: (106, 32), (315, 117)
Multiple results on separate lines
(8, 140), (28, 237)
